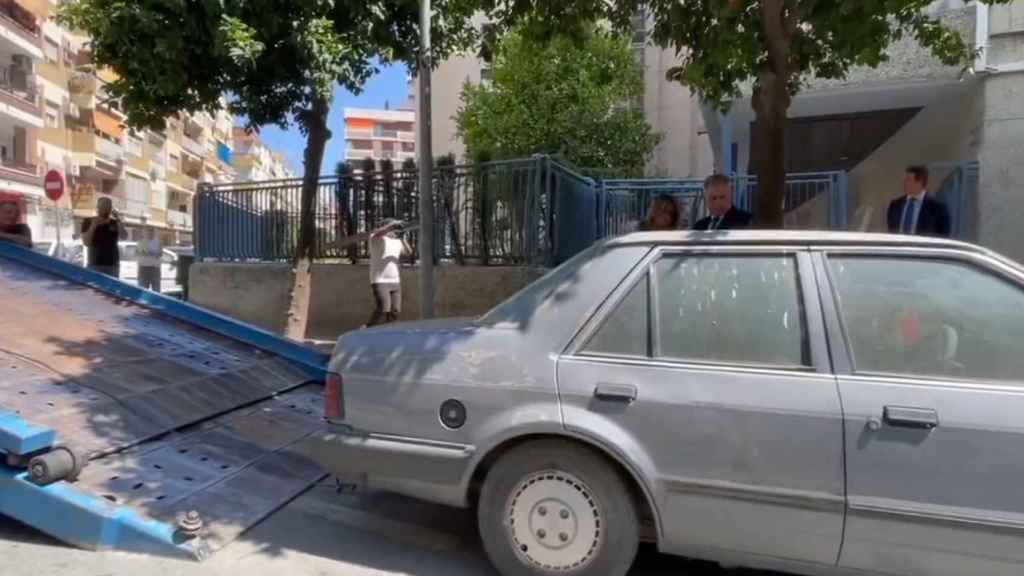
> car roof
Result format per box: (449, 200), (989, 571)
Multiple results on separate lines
(606, 230), (985, 253)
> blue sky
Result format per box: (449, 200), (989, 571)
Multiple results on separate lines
(254, 63), (411, 176)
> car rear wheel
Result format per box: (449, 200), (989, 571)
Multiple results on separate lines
(478, 440), (639, 576)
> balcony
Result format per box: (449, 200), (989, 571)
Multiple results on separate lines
(95, 135), (124, 164)
(345, 128), (416, 142)
(0, 0), (42, 59)
(182, 135), (205, 159)
(346, 149), (374, 161)
(167, 209), (191, 229)
(346, 128), (373, 140)
(149, 207), (166, 226)
(128, 155), (149, 174)
(37, 61), (69, 87)
(167, 170), (196, 193)
(0, 160), (39, 187)
(0, 73), (41, 122)
(122, 197), (151, 220)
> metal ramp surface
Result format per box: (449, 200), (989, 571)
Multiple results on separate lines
(0, 244), (330, 559)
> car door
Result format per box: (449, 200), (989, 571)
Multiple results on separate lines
(557, 247), (846, 566)
(818, 248), (1024, 576)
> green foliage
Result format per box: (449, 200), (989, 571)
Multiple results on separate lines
(456, 27), (660, 173)
(60, 1), (479, 134)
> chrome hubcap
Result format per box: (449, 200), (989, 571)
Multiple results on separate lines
(506, 471), (601, 571)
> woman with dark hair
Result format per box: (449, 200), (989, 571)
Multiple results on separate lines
(638, 194), (681, 231)
(0, 200), (31, 247)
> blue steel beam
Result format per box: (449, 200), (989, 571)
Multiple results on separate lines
(0, 465), (206, 559)
(0, 243), (328, 379)
(0, 411), (56, 456)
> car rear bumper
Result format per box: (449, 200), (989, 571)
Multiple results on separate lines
(307, 425), (476, 507)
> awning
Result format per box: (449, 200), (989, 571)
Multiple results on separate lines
(93, 110), (123, 139)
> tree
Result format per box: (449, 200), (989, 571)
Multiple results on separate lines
(482, 0), (1011, 227)
(62, 1), (476, 337)
(649, 0), (1016, 227)
(455, 26), (660, 173)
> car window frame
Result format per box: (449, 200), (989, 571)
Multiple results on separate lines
(567, 246), (829, 375)
(816, 246), (1024, 385)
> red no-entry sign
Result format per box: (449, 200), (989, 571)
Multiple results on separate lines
(44, 170), (64, 202)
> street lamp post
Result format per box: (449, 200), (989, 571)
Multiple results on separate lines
(418, 0), (435, 318)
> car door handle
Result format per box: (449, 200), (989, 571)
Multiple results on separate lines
(593, 383), (637, 403)
(883, 406), (939, 430)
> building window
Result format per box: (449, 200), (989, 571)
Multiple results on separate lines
(45, 101), (60, 128)
(44, 38), (60, 64)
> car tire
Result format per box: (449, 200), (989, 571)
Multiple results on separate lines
(478, 439), (639, 576)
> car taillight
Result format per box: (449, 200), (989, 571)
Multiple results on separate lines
(324, 372), (344, 421)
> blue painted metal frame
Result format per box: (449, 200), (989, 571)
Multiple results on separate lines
(0, 465), (205, 559)
(0, 243), (328, 379)
(0, 410), (56, 456)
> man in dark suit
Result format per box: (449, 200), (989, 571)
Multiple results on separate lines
(693, 174), (753, 231)
(887, 165), (951, 237)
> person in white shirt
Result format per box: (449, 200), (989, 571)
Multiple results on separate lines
(137, 227), (164, 292)
(338, 219), (412, 326)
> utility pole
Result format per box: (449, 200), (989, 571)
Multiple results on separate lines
(418, 0), (435, 318)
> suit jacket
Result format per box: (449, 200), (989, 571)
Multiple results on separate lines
(693, 207), (753, 231)
(887, 195), (951, 237)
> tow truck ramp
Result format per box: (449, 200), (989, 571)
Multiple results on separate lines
(0, 243), (330, 559)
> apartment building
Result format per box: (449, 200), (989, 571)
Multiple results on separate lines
(233, 127), (295, 181)
(0, 0), (74, 244)
(0, 1), (291, 248)
(343, 106), (416, 165)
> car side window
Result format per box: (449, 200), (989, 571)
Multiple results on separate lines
(582, 274), (650, 358)
(654, 255), (810, 367)
(829, 256), (1024, 382)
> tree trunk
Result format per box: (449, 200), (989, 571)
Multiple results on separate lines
(751, 71), (788, 229)
(751, 0), (795, 229)
(285, 94), (331, 341)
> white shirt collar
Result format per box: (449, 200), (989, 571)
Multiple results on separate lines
(906, 190), (927, 202)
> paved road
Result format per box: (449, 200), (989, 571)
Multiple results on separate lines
(0, 482), (775, 576)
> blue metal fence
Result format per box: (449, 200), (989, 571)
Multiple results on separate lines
(595, 171), (849, 236)
(197, 157), (850, 266)
(931, 161), (979, 241)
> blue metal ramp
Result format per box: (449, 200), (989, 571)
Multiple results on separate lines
(0, 243), (330, 559)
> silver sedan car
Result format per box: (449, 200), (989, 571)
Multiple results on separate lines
(310, 231), (1024, 576)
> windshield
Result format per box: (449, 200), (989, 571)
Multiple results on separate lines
(479, 242), (604, 326)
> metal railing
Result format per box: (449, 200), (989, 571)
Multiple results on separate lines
(597, 171), (848, 234)
(931, 160), (979, 241)
(197, 156), (566, 265)
(196, 156), (850, 266)
(167, 209), (191, 229)
(733, 172), (849, 230)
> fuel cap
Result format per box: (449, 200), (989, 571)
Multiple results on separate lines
(439, 399), (467, 429)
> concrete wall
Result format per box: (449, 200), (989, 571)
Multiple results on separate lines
(642, 45), (716, 178)
(975, 1), (1024, 261)
(190, 263), (545, 341)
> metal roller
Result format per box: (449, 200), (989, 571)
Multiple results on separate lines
(28, 446), (86, 485)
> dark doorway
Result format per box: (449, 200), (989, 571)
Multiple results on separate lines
(749, 107), (921, 174)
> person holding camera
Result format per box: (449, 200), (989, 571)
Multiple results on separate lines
(81, 196), (127, 277)
(338, 218), (412, 327)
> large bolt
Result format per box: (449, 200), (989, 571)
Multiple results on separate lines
(560, 509), (570, 520)
(536, 529), (546, 539)
(537, 506), (547, 516)
(559, 532), (569, 542)
(176, 510), (203, 539)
